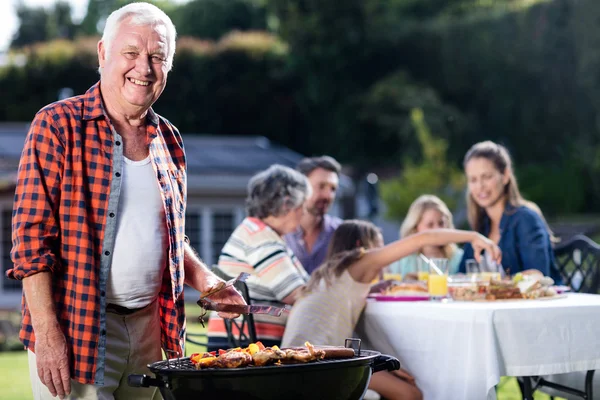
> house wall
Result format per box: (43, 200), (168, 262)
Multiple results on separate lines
(0, 192), (248, 309)
(0, 187), (348, 309)
(0, 196), (21, 309)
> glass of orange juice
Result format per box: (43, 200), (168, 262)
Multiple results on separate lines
(417, 256), (429, 283)
(427, 258), (449, 300)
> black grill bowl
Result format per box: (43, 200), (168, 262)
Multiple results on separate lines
(129, 350), (400, 400)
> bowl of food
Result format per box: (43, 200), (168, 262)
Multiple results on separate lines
(448, 278), (488, 301)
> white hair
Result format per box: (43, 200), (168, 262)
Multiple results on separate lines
(100, 2), (177, 71)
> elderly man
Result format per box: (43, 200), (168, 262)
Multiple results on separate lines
(7, 3), (244, 400)
(285, 156), (343, 274)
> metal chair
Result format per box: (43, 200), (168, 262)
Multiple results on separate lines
(185, 267), (256, 353)
(518, 235), (600, 399)
(554, 234), (600, 294)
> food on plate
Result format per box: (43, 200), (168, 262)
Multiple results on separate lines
(521, 269), (545, 279)
(512, 272), (524, 283)
(384, 282), (428, 296)
(517, 276), (555, 299)
(450, 272), (559, 301)
(191, 341), (336, 369)
(448, 282), (488, 301)
(486, 280), (523, 300)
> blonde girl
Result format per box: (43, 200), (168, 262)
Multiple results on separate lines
(389, 195), (463, 278)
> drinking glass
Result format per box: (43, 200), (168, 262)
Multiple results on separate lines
(480, 253), (502, 281)
(417, 256), (429, 283)
(427, 258), (449, 299)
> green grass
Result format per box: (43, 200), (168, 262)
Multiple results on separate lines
(0, 351), (32, 400)
(0, 304), (566, 400)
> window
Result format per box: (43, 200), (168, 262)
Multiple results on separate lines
(2, 208), (20, 291)
(184, 207), (238, 266)
(185, 210), (202, 256)
(212, 212), (234, 265)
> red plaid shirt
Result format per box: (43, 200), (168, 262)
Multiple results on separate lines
(8, 82), (187, 385)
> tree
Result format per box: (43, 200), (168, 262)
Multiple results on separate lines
(379, 108), (465, 221)
(358, 71), (470, 168)
(171, 0), (267, 40)
(78, 0), (178, 36)
(11, 1), (76, 48)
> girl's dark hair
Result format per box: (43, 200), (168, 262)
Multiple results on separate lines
(304, 219), (381, 293)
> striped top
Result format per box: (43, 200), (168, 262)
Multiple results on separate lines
(281, 270), (371, 347)
(208, 217), (308, 344)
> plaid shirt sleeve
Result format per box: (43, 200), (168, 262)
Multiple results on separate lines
(9, 110), (65, 279)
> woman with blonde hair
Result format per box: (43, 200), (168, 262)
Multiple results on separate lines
(388, 195), (463, 277)
(457, 140), (562, 282)
(282, 219), (501, 400)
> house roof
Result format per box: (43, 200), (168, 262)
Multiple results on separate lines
(0, 123), (301, 171)
(0, 123), (353, 195)
(183, 135), (302, 174)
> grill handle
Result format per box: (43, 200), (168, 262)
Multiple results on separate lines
(371, 355), (401, 373)
(128, 374), (165, 389)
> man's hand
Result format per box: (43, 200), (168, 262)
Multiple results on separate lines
(22, 272), (70, 398)
(35, 324), (70, 399)
(205, 285), (247, 319)
(182, 243), (247, 319)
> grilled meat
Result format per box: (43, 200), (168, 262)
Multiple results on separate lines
(282, 342), (326, 363)
(217, 350), (253, 368)
(252, 347), (287, 366)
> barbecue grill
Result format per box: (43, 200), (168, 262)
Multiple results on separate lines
(128, 342), (400, 400)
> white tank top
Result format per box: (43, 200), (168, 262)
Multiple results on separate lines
(106, 155), (168, 308)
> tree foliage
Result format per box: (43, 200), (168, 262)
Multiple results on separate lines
(4, 0), (600, 214)
(380, 108), (465, 221)
(171, 0), (267, 40)
(10, 1), (77, 48)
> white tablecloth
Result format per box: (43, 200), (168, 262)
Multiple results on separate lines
(356, 293), (600, 400)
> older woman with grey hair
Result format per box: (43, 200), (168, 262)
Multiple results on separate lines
(207, 164), (312, 349)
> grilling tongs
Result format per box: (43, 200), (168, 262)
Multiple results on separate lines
(196, 272), (290, 325)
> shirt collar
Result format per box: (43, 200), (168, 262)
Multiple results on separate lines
(82, 81), (160, 136)
(482, 202), (516, 234)
(291, 214), (331, 238)
(82, 82), (105, 121)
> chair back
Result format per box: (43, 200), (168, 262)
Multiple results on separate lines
(554, 234), (600, 294)
(211, 266), (257, 347)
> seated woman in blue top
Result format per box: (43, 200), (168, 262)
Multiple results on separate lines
(388, 195), (463, 278)
(458, 141), (562, 283)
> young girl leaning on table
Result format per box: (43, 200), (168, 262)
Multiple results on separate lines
(281, 219), (501, 400)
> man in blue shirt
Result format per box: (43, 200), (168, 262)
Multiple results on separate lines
(285, 156), (343, 274)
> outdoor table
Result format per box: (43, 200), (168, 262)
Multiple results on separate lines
(356, 293), (600, 400)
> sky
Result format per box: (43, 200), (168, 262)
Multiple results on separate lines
(0, 0), (189, 52)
